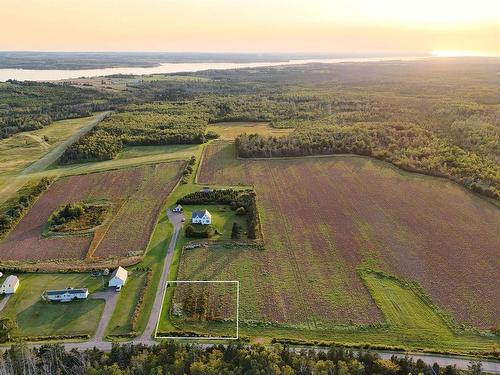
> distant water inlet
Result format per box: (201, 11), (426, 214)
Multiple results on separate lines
(0, 56), (426, 82)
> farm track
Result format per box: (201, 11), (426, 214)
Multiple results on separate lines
(0, 111), (111, 206)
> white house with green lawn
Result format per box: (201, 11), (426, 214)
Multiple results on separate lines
(192, 209), (212, 225)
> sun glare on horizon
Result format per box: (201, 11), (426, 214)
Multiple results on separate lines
(431, 50), (495, 57)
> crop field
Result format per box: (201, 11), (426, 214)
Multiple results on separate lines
(196, 142), (500, 329)
(0, 161), (184, 262)
(208, 122), (292, 140)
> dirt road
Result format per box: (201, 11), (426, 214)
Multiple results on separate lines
(0, 111), (110, 205)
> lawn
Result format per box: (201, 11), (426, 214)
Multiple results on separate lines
(116, 144), (200, 160)
(0, 273), (105, 338)
(181, 204), (247, 240)
(208, 122), (292, 140)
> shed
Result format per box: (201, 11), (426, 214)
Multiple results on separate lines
(173, 204), (183, 213)
(109, 266), (128, 289)
(0, 275), (20, 294)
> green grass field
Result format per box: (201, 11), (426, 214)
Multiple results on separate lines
(1, 273), (105, 338)
(208, 122), (292, 140)
(181, 204), (247, 240)
(0, 114), (105, 178)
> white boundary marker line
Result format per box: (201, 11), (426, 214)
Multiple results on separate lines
(154, 280), (239, 340)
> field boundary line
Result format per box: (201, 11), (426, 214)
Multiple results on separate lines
(140, 161), (188, 260)
(193, 143), (207, 185)
(154, 280), (239, 340)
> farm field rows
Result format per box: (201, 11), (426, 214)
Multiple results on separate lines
(0, 161), (184, 263)
(195, 142), (500, 330)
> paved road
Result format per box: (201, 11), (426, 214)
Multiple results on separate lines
(137, 209), (184, 342)
(90, 289), (120, 342)
(0, 111), (110, 205)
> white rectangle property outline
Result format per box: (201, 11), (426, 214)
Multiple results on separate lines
(154, 280), (240, 340)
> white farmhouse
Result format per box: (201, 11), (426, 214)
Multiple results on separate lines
(0, 275), (19, 294)
(191, 210), (212, 225)
(44, 287), (88, 302)
(109, 266), (128, 291)
(172, 204), (183, 213)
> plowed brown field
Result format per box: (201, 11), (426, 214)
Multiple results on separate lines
(193, 142), (500, 328)
(0, 161), (184, 262)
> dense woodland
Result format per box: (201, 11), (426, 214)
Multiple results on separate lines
(0, 342), (485, 375)
(0, 81), (123, 139)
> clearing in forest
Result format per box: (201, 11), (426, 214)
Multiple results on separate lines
(208, 122), (292, 140)
(194, 142), (500, 329)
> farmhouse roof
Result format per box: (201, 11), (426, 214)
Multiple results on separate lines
(192, 210), (211, 218)
(2, 275), (18, 287)
(45, 287), (88, 296)
(110, 266), (128, 281)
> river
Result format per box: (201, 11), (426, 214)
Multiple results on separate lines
(0, 56), (426, 82)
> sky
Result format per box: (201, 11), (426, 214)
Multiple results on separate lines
(1, 0), (500, 55)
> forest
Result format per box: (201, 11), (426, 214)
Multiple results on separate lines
(60, 103), (209, 163)
(0, 342), (485, 375)
(1, 59), (498, 198)
(0, 80), (123, 139)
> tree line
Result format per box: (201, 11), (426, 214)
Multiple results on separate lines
(0, 177), (53, 239)
(60, 103), (209, 163)
(235, 124), (500, 200)
(178, 189), (259, 239)
(0, 341), (485, 375)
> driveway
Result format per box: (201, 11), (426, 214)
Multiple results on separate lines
(0, 295), (11, 312)
(136, 209), (184, 343)
(90, 288), (120, 342)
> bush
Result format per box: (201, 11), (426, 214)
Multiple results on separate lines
(185, 224), (215, 238)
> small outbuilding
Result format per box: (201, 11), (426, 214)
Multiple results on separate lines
(43, 287), (88, 302)
(108, 266), (128, 291)
(0, 275), (19, 294)
(192, 209), (212, 225)
(172, 204), (183, 213)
